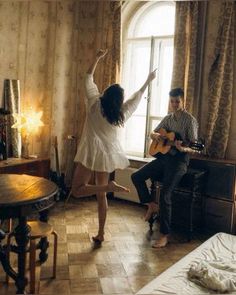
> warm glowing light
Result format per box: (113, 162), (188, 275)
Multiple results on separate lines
(12, 110), (44, 134)
(11, 113), (25, 129)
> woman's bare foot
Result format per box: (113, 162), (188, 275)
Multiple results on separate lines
(144, 202), (159, 221)
(152, 234), (168, 248)
(92, 234), (104, 244)
(107, 181), (130, 193)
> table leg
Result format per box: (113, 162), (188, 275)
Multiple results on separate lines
(14, 216), (31, 294)
(0, 229), (17, 282)
(38, 209), (49, 263)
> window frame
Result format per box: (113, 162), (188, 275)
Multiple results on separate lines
(122, 2), (175, 158)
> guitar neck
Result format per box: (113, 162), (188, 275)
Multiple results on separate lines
(162, 138), (191, 148)
(165, 139), (203, 151)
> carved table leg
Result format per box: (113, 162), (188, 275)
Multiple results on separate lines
(38, 209), (49, 263)
(14, 216), (31, 294)
(39, 209), (49, 223)
(0, 229), (17, 282)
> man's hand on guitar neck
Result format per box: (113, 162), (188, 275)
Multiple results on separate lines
(175, 140), (195, 154)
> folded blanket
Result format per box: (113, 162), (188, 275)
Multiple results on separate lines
(188, 260), (236, 293)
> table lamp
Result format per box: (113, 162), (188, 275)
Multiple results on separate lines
(12, 110), (44, 158)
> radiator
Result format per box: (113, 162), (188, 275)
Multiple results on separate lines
(114, 167), (140, 203)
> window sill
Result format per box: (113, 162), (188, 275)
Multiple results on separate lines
(127, 155), (153, 168)
(127, 155), (152, 162)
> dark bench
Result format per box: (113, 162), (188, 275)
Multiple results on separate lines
(149, 168), (206, 240)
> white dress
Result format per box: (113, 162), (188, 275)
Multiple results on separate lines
(74, 74), (143, 173)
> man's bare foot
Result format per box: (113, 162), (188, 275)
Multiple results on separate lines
(108, 181), (130, 193)
(152, 234), (168, 248)
(144, 202), (159, 221)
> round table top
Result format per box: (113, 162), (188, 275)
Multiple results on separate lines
(0, 174), (58, 207)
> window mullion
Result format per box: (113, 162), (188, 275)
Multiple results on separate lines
(144, 36), (155, 158)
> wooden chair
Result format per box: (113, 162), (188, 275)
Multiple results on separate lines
(0, 218), (13, 233)
(6, 221), (58, 294)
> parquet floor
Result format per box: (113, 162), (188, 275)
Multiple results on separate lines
(0, 197), (209, 294)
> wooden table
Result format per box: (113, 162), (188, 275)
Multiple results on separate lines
(0, 174), (58, 294)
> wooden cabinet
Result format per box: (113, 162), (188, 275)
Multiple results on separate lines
(0, 158), (50, 179)
(204, 198), (234, 233)
(129, 155), (236, 234)
(189, 156), (236, 234)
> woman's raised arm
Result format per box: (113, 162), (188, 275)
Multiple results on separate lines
(123, 69), (157, 122)
(87, 49), (108, 75)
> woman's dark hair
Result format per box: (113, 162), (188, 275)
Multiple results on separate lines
(100, 84), (125, 127)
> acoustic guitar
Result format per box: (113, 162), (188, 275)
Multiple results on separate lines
(149, 128), (204, 157)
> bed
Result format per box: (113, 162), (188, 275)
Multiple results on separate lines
(136, 232), (236, 294)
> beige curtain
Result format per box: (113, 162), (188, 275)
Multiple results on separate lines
(171, 2), (207, 117)
(205, 2), (235, 159)
(0, 1), (121, 184)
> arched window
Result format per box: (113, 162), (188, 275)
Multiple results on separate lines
(121, 2), (175, 157)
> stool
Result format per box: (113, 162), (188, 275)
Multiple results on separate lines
(6, 221), (58, 294)
(0, 218), (13, 233)
(149, 168), (206, 240)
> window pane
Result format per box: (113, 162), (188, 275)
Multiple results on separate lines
(128, 2), (175, 38)
(151, 118), (162, 131)
(121, 39), (151, 156)
(145, 118), (162, 157)
(122, 39), (151, 116)
(150, 38), (173, 117)
(122, 115), (146, 157)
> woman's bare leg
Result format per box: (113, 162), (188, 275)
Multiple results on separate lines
(92, 171), (110, 243)
(71, 162), (93, 197)
(72, 162), (129, 197)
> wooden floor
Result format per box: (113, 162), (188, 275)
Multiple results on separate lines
(0, 197), (208, 294)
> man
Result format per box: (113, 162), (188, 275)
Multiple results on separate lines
(131, 88), (198, 248)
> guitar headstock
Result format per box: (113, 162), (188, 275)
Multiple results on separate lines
(189, 141), (205, 152)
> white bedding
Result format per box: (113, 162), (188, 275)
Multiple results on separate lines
(136, 233), (236, 294)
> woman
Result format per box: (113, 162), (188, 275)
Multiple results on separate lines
(72, 49), (156, 244)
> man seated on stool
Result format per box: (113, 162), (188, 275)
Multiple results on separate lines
(131, 88), (198, 248)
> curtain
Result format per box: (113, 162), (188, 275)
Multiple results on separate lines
(205, 2), (235, 159)
(0, 1), (121, 184)
(171, 2), (207, 117)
